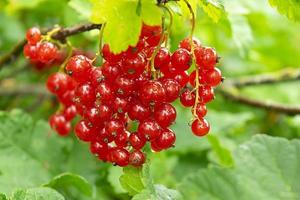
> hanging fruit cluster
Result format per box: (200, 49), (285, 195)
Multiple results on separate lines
(23, 23), (222, 167)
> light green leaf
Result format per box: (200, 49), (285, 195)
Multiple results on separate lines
(11, 188), (64, 200)
(119, 166), (145, 196)
(44, 173), (94, 197)
(198, 0), (226, 22)
(132, 185), (181, 200)
(0, 193), (7, 200)
(268, 0), (300, 21)
(178, 135), (300, 200)
(90, 0), (161, 53)
(6, 0), (45, 12)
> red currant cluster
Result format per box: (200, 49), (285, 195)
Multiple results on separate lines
(23, 27), (62, 70)
(24, 23), (222, 167)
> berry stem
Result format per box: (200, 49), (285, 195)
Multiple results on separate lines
(160, 4), (173, 47)
(94, 23), (106, 64)
(60, 40), (73, 72)
(183, 0), (199, 118)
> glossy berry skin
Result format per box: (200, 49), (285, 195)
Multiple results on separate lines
(199, 85), (214, 103)
(102, 62), (121, 82)
(58, 90), (75, 107)
(179, 37), (201, 52)
(75, 120), (96, 142)
(204, 68), (222, 87)
(37, 42), (58, 63)
(89, 67), (105, 87)
(90, 141), (108, 155)
(129, 150), (146, 167)
(160, 78), (180, 102)
(63, 105), (77, 121)
(23, 43), (38, 60)
(49, 114), (71, 136)
(129, 132), (147, 150)
(65, 55), (92, 83)
(102, 44), (123, 63)
(195, 47), (217, 69)
(171, 48), (192, 71)
(166, 71), (189, 88)
(114, 130), (129, 148)
(139, 80), (166, 105)
(115, 75), (135, 97)
(154, 103), (176, 128)
(122, 53), (146, 78)
(26, 27), (41, 45)
(46, 73), (74, 95)
(155, 128), (176, 149)
(192, 104), (207, 118)
(95, 81), (114, 103)
(96, 127), (114, 144)
(113, 97), (129, 114)
(189, 70), (205, 87)
(110, 148), (130, 166)
(138, 118), (162, 141)
(75, 83), (95, 106)
(191, 118), (210, 137)
(128, 100), (151, 121)
(180, 90), (195, 107)
(105, 119), (124, 136)
(154, 47), (171, 69)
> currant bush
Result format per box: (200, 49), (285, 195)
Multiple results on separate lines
(24, 23), (223, 167)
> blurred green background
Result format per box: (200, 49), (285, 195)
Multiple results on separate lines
(0, 0), (300, 200)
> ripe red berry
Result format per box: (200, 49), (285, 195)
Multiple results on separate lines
(179, 37), (201, 52)
(95, 81), (115, 103)
(154, 103), (176, 128)
(195, 47), (217, 69)
(198, 85), (214, 103)
(90, 141), (108, 155)
(46, 72), (74, 95)
(171, 48), (192, 71)
(155, 128), (176, 149)
(96, 128), (114, 144)
(113, 97), (129, 114)
(37, 42), (58, 63)
(63, 105), (77, 121)
(166, 71), (189, 88)
(58, 90), (75, 107)
(204, 68), (222, 87)
(129, 132), (147, 150)
(102, 44), (123, 63)
(154, 47), (171, 69)
(75, 120), (96, 142)
(122, 53), (146, 78)
(191, 118), (210, 137)
(49, 114), (71, 136)
(23, 43), (38, 60)
(128, 100), (151, 121)
(26, 27), (41, 45)
(180, 90), (195, 107)
(105, 119), (124, 136)
(75, 83), (96, 106)
(102, 62), (121, 82)
(89, 67), (105, 87)
(129, 150), (146, 167)
(160, 78), (180, 102)
(114, 130), (129, 148)
(138, 118), (162, 141)
(139, 80), (166, 105)
(115, 75), (136, 97)
(65, 55), (92, 83)
(192, 103), (207, 118)
(110, 148), (130, 166)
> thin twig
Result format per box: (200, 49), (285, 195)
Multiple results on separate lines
(0, 23), (102, 68)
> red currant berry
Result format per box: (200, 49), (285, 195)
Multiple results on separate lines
(195, 47), (217, 69)
(23, 43), (38, 60)
(37, 42), (58, 63)
(199, 85), (214, 103)
(63, 105), (77, 121)
(122, 53), (146, 78)
(180, 90), (195, 107)
(129, 150), (146, 167)
(191, 118), (210, 137)
(154, 47), (171, 69)
(115, 75), (136, 97)
(75, 83), (96, 106)
(139, 80), (166, 105)
(160, 78), (180, 103)
(179, 37), (201, 52)
(110, 148), (130, 166)
(102, 62), (121, 82)
(204, 68), (222, 87)
(75, 120), (96, 142)
(154, 103), (176, 128)
(102, 44), (123, 63)
(105, 119), (124, 136)
(113, 97), (129, 114)
(166, 71), (189, 88)
(129, 132), (147, 150)
(46, 72), (74, 95)
(155, 128), (176, 149)
(192, 103), (207, 118)
(114, 130), (129, 148)
(65, 55), (92, 83)
(95, 81), (115, 103)
(26, 27), (41, 45)
(49, 114), (71, 136)
(96, 128), (114, 143)
(90, 141), (108, 155)
(138, 118), (162, 141)
(171, 48), (192, 71)
(89, 67), (105, 87)
(128, 100), (151, 121)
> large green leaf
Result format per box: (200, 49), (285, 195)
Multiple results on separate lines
(198, 0), (226, 23)
(178, 135), (300, 200)
(132, 185), (181, 200)
(90, 0), (161, 53)
(268, 0), (300, 21)
(11, 188), (64, 200)
(44, 173), (94, 197)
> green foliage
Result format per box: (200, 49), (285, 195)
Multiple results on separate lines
(268, 0), (300, 21)
(178, 135), (300, 200)
(198, 0), (226, 22)
(120, 167), (145, 196)
(90, 0), (162, 53)
(11, 188), (65, 200)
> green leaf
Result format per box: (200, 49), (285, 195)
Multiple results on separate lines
(198, 0), (226, 22)
(11, 188), (64, 200)
(0, 193), (7, 200)
(44, 173), (94, 197)
(268, 0), (300, 21)
(90, 0), (161, 53)
(119, 166), (145, 196)
(132, 185), (181, 200)
(178, 135), (300, 200)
